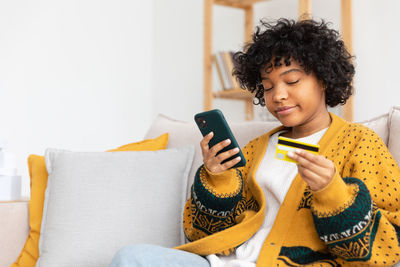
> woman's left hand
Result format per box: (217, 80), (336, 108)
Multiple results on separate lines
(287, 149), (335, 191)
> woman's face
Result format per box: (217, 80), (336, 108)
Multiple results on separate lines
(261, 60), (328, 129)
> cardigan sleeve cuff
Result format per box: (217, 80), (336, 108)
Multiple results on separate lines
(311, 169), (359, 218)
(191, 165), (243, 216)
(204, 166), (240, 196)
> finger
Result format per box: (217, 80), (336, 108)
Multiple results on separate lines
(220, 156), (242, 170)
(204, 153), (240, 173)
(287, 150), (329, 173)
(200, 132), (214, 155)
(215, 147), (240, 163)
(209, 139), (231, 157)
(205, 147), (240, 173)
(203, 158), (220, 173)
(200, 132), (214, 148)
(297, 165), (323, 190)
(291, 149), (331, 168)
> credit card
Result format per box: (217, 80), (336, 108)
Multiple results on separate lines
(275, 136), (320, 163)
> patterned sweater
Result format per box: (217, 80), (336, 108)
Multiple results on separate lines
(176, 113), (400, 266)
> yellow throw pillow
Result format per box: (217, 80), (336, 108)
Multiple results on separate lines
(106, 133), (168, 152)
(12, 133), (169, 267)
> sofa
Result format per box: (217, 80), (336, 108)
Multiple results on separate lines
(1, 106), (400, 267)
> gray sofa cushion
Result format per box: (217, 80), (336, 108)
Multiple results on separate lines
(36, 147), (194, 267)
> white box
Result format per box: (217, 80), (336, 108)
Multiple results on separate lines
(0, 175), (21, 201)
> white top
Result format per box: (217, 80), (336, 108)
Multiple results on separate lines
(207, 128), (328, 267)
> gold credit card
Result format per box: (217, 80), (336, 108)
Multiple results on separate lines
(275, 136), (320, 163)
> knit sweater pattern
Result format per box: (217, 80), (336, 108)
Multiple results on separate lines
(176, 113), (400, 266)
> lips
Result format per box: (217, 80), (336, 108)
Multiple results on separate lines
(275, 106), (297, 116)
(276, 106), (295, 112)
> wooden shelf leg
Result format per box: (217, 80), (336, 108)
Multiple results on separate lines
(244, 6), (254, 120)
(244, 6), (254, 43)
(245, 100), (254, 121)
(204, 0), (213, 111)
(341, 0), (354, 122)
(299, 0), (312, 20)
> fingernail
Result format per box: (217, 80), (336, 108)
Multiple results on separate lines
(236, 156), (241, 161)
(208, 132), (213, 136)
(295, 149), (301, 154)
(287, 151), (294, 157)
(225, 139), (231, 144)
(233, 148), (239, 152)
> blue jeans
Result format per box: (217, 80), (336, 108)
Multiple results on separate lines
(110, 244), (210, 267)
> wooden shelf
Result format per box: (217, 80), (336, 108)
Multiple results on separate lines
(214, 0), (265, 8)
(205, 0), (353, 122)
(203, 0), (257, 120)
(213, 89), (253, 100)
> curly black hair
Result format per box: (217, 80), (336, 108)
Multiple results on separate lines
(233, 18), (355, 107)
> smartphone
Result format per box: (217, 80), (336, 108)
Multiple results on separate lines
(194, 109), (246, 168)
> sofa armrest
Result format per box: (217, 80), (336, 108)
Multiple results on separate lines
(0, 200), (29, 267)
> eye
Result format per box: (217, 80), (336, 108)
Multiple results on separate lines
(287, 80), (299, 85)
(263, 87), (273, 92)
(259, 82), (273, 92)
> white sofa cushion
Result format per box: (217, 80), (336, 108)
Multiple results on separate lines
(144, 114), (280, 198)
(36, 146), (194, 267)
(388, 106), (400, 166)
(361, 106), (400, 166)
(145, 112), (398, 199)
(359, 112), (389, 145)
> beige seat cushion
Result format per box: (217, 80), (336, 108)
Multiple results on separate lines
(0, 201), (29, 267)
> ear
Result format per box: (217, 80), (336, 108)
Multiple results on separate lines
(319, 80), (327, 92)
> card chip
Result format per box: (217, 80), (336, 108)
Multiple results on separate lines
(277, 153), (285, 159)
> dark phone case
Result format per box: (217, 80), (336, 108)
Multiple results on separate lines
(194, 109), (246, 168)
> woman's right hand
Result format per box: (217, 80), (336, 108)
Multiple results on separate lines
(200, 132), (242, 174)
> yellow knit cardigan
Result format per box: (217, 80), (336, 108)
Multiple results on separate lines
(176, 113), (400, 266)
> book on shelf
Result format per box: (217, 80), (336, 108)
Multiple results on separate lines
(214, 53), (230, 90)
(229, 51), (241, 87)
(214, 51), (240, 90)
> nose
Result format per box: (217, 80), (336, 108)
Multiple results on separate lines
(272, 84), (288, 102)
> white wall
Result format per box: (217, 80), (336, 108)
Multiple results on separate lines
(2, 0), (399, 197)
(152, 0), (204, 122)
(0, 0), (154, 197)
(353, 0), (400, 121)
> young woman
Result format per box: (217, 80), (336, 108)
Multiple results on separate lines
(111, 19), (400, 267)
